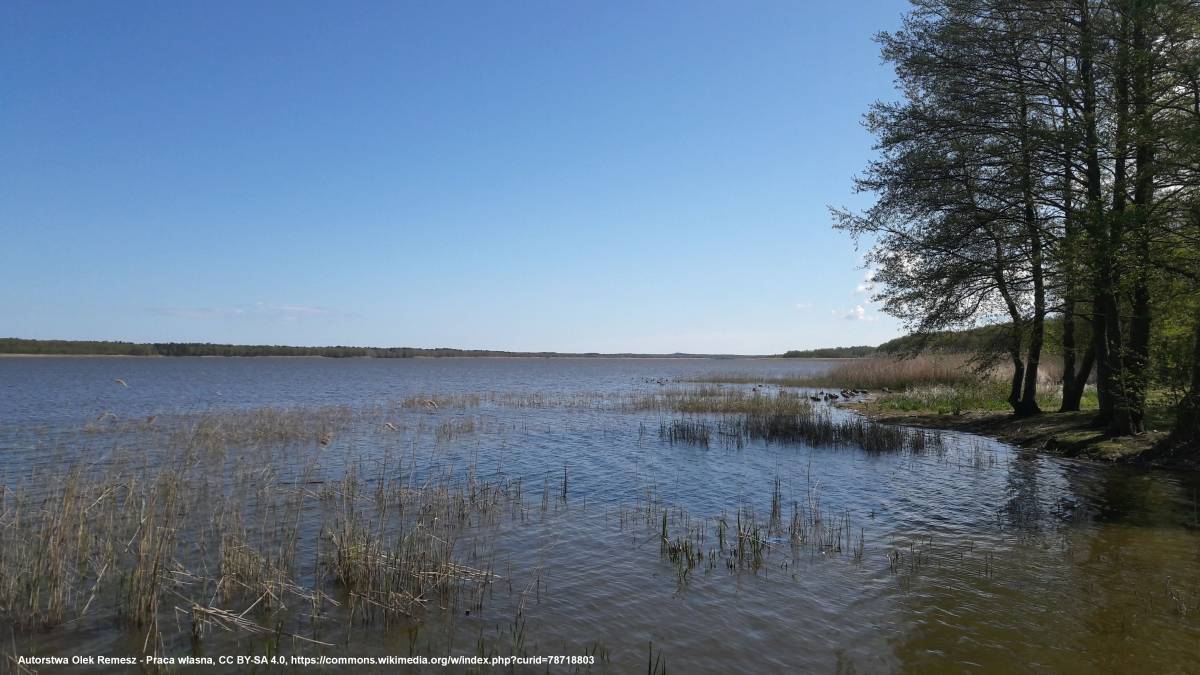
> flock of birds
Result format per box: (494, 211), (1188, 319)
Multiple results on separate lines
(809, 389), (870, 402)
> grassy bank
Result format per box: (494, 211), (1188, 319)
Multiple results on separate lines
(843, 405), (1170, 463)
(696, 355), (1190, 469)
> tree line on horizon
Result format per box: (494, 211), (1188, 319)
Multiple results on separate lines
(0, 338), (545, 358)
(780, 320), (1075, 359)
(836, 0), (1200, 447)
(0, 338), (721, 359)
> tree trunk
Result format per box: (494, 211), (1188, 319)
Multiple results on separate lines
(1015, 76), (1043, 418)
(1078, 0), (1116, 427)
(1063, 343), (1095, 412)
(1104, 9), (1145, 437)
(1002, 312), (1025, 413)
(994, 264), (1026, 415)
(1097, 8), (1147, 438)
(1062, 299), (1079, 405)
(1102, 283), (1132, 435)
(1017, 331), (1044, 417)
(1123, 2), (1154, 435)
(1008, 348), (1026, 411)
(1060, 90), (1079, 411)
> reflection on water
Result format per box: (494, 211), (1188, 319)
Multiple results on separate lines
(0, 357), (1197, 673)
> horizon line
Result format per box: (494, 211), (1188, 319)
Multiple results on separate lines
(0, 336), (880, 358)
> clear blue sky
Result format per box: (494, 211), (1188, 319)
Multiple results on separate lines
(2, 0), (908, 354)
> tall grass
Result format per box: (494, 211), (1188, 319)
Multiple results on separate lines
(871, 381), (1099, 414)
(400, 394), (481, 410)
(657, 413), (943, 454)
(85, 405), (356, 447)
(0, 406), (512, 652)
(621, 477), (866, 583)
(691, 355), (988, 390)
(627, 387), (812, 415)
(689, 355), (1088, 413)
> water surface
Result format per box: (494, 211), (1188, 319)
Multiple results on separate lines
(1, 357), (1197, 673)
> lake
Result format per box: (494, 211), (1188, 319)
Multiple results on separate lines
(1, 357), (1197, 673)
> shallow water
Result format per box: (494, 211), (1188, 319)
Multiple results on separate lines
(1, 357), (1198, 673)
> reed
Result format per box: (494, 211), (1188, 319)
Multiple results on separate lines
(622, 474), (869, 586)
(434, 416), (479, 442)
(400, 394), (481, 410)
(647, 640), (667, 675)
(691, 355), (1067, 393)
(629, 387), (812, 415)
(659, 420), (711, 447)
(657, 413), (943, 454)
(0, 404), (515, 653)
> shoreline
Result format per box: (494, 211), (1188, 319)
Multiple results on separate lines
(0, 353), (791, 360)
(841, 400), (1193, 471)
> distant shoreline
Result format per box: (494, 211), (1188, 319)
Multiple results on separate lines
(0, 351), (792, 360)
(0, 352), (820, 360)
(0, 337), (845, 360)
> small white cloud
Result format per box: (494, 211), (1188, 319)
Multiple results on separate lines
(795, 302), (813, 310)
(854, 269), (877, 294)
(841, 305), (876, 321)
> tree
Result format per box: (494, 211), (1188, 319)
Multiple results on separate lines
(836, 0), (1065, 416)
(842, 0), (1200, 440)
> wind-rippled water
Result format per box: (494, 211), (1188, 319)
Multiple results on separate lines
(1, 357), (1198, 673)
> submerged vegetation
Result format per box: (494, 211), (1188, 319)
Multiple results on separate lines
(619, 478), (870, 586)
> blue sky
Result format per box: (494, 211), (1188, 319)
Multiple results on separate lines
(1, 1), (908, 354)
